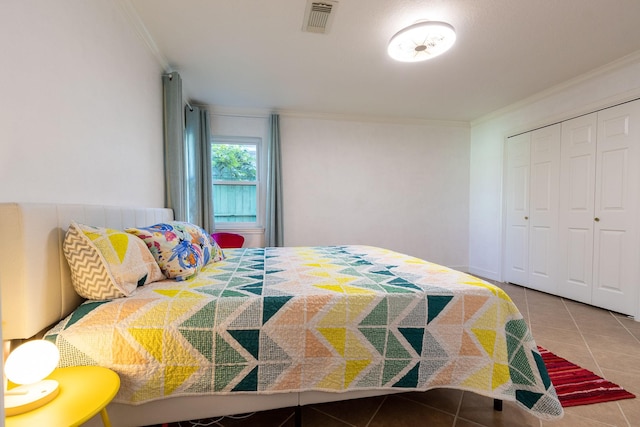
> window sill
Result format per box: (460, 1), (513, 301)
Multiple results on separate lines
(214, 226), (264, 235)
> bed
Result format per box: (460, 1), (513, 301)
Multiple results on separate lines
(0, 203), (564, 426)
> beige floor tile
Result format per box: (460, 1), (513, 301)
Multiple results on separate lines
(527, 300), (570, 313)
(528, 308), (573, 323)
(616, 398), (640, 427)
(600, 368), (640, 396)
(296, 406), (354, 427)
(540, 410), (620, 426)
(456, 392), (541, 427)
(529, 325), (585, 347)
(626, 329), (640, 342)
(367, 394), (455, 427)
(509, 296), (528, 307)
(307, 395), (385, 426)
(529, 316), (577, 333)
(525, 291), (567, 306)
(454, 419), (486, 427)
(497, 287), (525, 297)
(591, 349), (640, 376)
(401, 388), (463, 415)
(522, 289), (558, 301)
(567, 304), (617, 317)
(559, 401), (628, 427)
(568, 312), (620, 327)
(582, 332), (640, 357)
(582, 324), (640, 341)
(565, 301), (614, 315)
(615, 314), (640, 327)
(573, 319), (634, 337)
(599, 369), (640, 424)
(613, 316), (640, 341)
(220, 407), (296, 427)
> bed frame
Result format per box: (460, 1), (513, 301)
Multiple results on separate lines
(0, 203), (417, 426)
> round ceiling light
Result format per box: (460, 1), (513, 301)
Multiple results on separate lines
(387, 21), (456, 62)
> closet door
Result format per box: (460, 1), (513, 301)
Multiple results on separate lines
(528, 124), (561, 293)
(592, 100), (640, 315)
(558, 113), (597, 303)
(504, 132), (531, 285)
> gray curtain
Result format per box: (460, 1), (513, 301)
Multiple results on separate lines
(265, 114), (284, 246)
(162, 72), (186, 221)
(185, 106), (214, 232)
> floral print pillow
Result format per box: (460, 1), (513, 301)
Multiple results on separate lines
(126, 221), (224, 281)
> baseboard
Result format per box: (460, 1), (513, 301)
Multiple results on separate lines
(467, 266), (500, 282)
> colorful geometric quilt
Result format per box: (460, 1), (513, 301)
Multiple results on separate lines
(45, 246), (563, 420)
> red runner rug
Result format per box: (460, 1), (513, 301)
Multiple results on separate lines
(538, 346), (635, 407)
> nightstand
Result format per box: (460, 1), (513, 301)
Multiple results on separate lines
(5, 366), (120, 427)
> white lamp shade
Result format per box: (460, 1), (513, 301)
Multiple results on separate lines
(388, 21), (456, 62)
(5, 340), (60, 385)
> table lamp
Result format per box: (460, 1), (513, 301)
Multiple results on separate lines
(4, 340), (60, 416)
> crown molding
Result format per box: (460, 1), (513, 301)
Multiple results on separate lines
(209, 105), (469, 128)
(278, 109), (470, 128)
(114, 0), (171, 72)
(208, 106), (272, 119)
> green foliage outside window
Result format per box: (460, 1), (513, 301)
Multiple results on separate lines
(212, 144), (256, 181)
(212, 141), (258, 223)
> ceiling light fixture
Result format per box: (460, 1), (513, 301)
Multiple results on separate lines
(387, 21), (456, 62)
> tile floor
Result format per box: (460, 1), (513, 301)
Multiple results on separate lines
(165, 282), (640, 427)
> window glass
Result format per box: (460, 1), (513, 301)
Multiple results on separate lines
(211, 138), (260, 224)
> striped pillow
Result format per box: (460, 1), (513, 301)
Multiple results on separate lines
(63, 222), (164, 300)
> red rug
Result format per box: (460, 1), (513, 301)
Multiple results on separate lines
(538, 346), (636, 407)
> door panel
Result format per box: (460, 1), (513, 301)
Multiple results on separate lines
(568, 155), (592, 210)
(528, 125), (560, 292)
(566, 228), (590, 286)
(558, 113), (597, 303)
(599, 148), (627, 210)
(593, 101), (640, 315)
(505, 132), (530, 285)
(507, 225), (529, 276)
(596, 229), (624, 293)
(530, 225), (550, 276)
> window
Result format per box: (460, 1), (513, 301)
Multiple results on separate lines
(211, 136), (262, 226)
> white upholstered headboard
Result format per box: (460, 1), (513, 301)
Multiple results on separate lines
(0, 203), (173, 340)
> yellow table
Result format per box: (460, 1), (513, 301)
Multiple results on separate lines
(5, 366), (120, 427)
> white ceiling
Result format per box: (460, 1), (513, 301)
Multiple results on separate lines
(128, 0), (640, 122)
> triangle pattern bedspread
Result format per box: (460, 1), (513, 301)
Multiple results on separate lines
(45, 245), (563, 420)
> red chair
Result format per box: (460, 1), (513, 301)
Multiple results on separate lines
(211, 232), (245, 249)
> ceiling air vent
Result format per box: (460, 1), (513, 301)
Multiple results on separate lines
(302, 0), (338, 34)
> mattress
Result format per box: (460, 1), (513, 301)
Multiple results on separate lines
(44, 245), (563, 419)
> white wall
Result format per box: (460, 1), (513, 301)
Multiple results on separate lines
(281, 116), (470, 269)
(0, 0), (165, 206)
(209, 112), (471, 267)
(468, 53), (640, 281)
